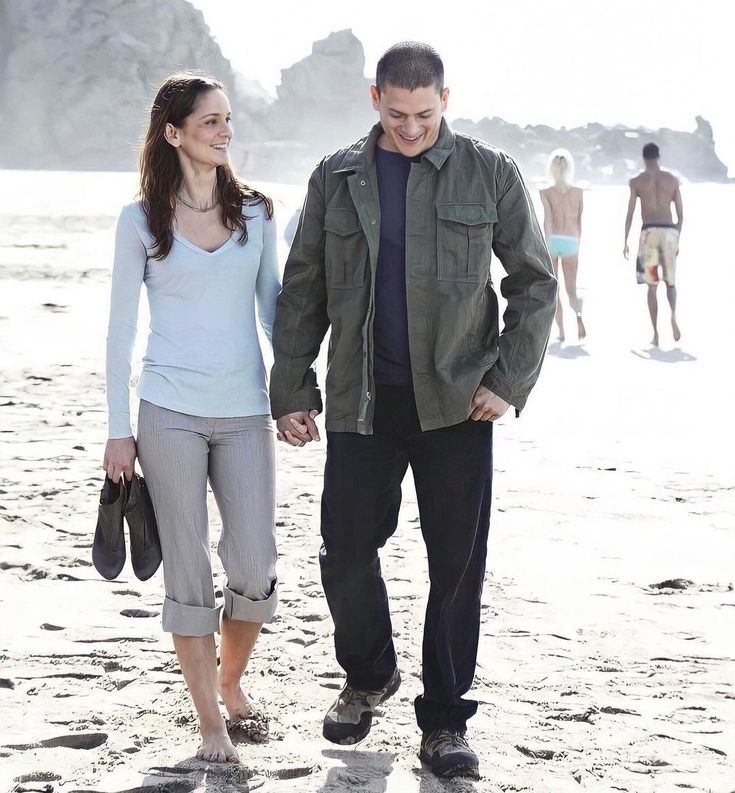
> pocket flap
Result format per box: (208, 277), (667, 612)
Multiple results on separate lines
(324, 208), (362, 235)
(436, 202), (497, 225)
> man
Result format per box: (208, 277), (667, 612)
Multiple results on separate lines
(270, 42), (556, 780)
(624, 142), (684, 346)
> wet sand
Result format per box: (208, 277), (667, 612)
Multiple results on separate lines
(1, 173), (733, 792)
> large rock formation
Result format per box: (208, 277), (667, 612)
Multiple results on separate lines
(0, 0), (270, 170)
(451, 115), (730, 184)
(244, 29), (376, 181)
(0, 5), (729, 184)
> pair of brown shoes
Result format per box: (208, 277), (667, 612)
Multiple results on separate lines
(92, 474), (161, 581)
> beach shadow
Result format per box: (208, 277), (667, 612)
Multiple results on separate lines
(630, 346), (697, 363)
(142, 759), (255, 793)
(318, 748), (394, 792)
(547, 342), (590, 359)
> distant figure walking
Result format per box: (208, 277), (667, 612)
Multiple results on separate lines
(540, 149), (585, 342)
(624, 143), (683, 346)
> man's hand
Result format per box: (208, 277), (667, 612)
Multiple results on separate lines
(623, 242), (630, 260)
(103, 436), (136, 482)
(276, 410), (320, 447)
(470, 386), (510, 422)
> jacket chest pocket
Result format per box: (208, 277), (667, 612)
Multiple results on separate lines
(324, 208), (368, 289)
(436, 202), (496, 283)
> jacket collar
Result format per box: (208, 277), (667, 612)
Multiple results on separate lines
(333, 117), (456, 174)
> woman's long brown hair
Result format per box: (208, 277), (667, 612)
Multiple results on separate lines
(139, 72), (273, 260)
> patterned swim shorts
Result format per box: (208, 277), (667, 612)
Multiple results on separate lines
(636, 225), (679, 286)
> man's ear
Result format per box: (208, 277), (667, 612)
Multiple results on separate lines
(440, 87), (450, 112)
(369, 84), (381, 112)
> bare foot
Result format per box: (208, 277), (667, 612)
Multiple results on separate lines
(218, 679), (254, 721)
(651, 331), (659, 347)
(197, 721), (239, 763)
(672, 317), (681, 342)
(576, 313), (586, 340)
(557, 330), (565, 343)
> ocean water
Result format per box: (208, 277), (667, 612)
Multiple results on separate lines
(0, 170), (305, 222)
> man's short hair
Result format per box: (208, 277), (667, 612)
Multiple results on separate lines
(642, 142), (660, 160)
(375, 42), (444, 93)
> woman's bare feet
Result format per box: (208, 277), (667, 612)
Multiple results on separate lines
(197, 719), (240, 763)
(576, 313), (586, 340)
(218, 679), (254, 721)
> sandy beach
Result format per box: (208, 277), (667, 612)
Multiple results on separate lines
(1, 171), (733, 793)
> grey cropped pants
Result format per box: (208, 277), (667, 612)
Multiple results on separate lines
(136, 400), (278, 636)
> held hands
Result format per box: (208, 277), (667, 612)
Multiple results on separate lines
(276, 410), (320, 447)
(470, 385), (510, 422)
(103, 436), (137, 482)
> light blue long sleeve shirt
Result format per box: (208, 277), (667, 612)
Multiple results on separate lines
(106, 200), (280, 439)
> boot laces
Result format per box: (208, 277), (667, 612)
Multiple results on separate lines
(426, 729), (469, 753)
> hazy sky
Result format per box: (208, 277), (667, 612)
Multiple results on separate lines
(190, 0), (734, 175)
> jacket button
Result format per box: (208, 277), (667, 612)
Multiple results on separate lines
(371, 219), (376, 225)
(366, 391), (372, 400)
(360, 180), (366, 186)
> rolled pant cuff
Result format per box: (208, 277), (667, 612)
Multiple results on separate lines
(161, 596), (221, 636)
(223, 581), (278, 624)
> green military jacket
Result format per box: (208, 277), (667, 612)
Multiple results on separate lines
(270, 118), (556, 434)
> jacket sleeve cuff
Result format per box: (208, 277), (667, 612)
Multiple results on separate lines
(270, 389), (323, 420)
(480, 369), (528, 413)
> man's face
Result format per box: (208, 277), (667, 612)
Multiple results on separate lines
(370, 82), (449, 157)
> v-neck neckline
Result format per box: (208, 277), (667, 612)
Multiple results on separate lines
(173, 230), (235, 257)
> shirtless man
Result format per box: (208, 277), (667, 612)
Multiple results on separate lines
(624, 142), (683, 346)
(540, 149), (585, 342)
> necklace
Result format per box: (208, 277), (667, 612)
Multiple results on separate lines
(176, 190), (218, 213)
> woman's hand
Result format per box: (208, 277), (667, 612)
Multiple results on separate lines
(276, 410), (320, 447)
(103, 436), (137, 482)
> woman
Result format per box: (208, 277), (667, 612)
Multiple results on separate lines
(540, 149), (586, 342)
(103, 73), (280, 763)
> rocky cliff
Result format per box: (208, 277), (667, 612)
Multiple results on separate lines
(248, 29), (375, 180)
(0, 5), (729, 183)
(451, 115), (729, 185)
(0, 0), (269, 170)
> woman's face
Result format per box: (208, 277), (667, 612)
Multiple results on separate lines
(166, 88), (233, 168)
(550, 158), (568, 183)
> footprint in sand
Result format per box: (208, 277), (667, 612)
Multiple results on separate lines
(14, 772), (62, 784)
(7, 732), (108, 750)
(650, 578), (694, 590)
(515, 745), (564, 760)
(120, 609), (160, 618)
(266, 766), (316, 780)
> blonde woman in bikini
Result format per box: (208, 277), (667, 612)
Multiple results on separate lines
(540, 149), (586, 342)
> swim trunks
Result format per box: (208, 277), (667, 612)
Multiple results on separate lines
(636, 224), (679, 286)
(547, 234), (579, 258)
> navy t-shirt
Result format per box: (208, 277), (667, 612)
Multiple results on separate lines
(373, 146), (420, 386)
